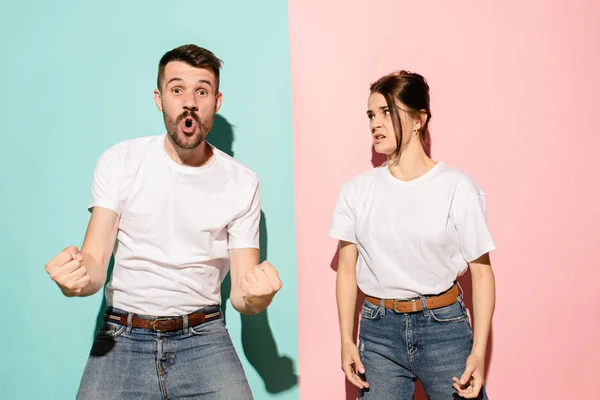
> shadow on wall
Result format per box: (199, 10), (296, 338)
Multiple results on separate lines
(91, 114), (298, 394)
(212, 115), (298, 394)
(329, 144), (492, 400)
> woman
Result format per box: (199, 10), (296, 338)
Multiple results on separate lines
(328, 70), (496, 399)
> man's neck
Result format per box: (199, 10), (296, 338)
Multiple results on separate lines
(163, 136), (213, 167)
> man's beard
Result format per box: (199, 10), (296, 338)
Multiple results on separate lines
(164, 109), (212, 150)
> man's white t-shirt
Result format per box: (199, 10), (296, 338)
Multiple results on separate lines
(89, 134), (260, 316)
(328, 162), (496, 299)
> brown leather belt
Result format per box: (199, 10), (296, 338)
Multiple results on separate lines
(104, 310), (222, 333)
(365, 284), (459, 313)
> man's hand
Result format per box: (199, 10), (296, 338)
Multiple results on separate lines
(45, 245), (91, 297)
(240, 261), (282, 313)
(453, 352), (485, 398)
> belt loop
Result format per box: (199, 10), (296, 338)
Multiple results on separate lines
(182, 314), (189, 335)
(456, 280), (464, 300)
(419, 296), (429, 315)
(379, 298), (386, 316)
(125, 313), (133, 334)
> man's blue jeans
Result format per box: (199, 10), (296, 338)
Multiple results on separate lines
(77, 305), (252, 399)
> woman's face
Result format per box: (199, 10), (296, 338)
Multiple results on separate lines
(367, 92), (418, 156)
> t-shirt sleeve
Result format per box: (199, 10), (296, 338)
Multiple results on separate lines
(89, 147), (122, 215)
(327, 182), (357, 244)
(227, 177), (260, 249)
(451, 179), (496, 262)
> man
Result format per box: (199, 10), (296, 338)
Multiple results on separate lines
(45, 44), (282, 399)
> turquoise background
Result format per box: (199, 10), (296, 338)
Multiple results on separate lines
(0, 1), (298, 399)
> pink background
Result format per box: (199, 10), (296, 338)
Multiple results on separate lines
(290, 1), (600, 399)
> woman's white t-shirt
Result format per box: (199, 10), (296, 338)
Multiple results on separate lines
(328, 162), (496, 299)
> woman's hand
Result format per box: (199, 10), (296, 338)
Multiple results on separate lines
(341, 339), (369, 390)
(453, 351), (485, 398)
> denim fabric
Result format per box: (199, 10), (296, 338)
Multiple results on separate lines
(77, 306), (252, 399)
(358, 296), (487, 400)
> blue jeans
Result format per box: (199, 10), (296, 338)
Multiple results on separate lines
(77, 306), (252, 400)
(358, 295), (488, 400)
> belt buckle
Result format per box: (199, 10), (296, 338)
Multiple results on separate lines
(150, 317), (172, 332)
(392, 299), (418, 313)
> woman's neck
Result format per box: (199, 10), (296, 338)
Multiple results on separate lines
(387, 141), (436, 181)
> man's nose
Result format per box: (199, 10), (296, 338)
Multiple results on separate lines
(183, 93), (198, 111)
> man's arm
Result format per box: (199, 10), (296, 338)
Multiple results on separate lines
(46, 206), (119, 297)
(79, 206), (120, 296)
(228, 248), (282, 315)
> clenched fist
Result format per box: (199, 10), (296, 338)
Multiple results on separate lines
(45, 245), (91, 297)
(240, 261), (282, 312)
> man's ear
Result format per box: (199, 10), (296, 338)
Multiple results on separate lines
(154, 89), (163, 112)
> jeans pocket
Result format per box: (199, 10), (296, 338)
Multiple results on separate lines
(91, 321), (125, 357)
(96, 321), (126, 338)
(428, 301), (468, 323)
(360, 300), (381, 321)
(189, 318), (228, 335)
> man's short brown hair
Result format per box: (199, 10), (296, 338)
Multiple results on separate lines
(157, 44), (222, 91)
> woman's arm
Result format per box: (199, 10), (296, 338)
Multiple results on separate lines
(337, 240), (369, 389)
(470, 253), (496, 357)
(453, 252), (495, 398)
